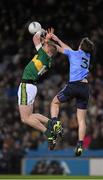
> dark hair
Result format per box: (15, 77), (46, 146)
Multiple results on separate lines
(79, 37), (94, 54)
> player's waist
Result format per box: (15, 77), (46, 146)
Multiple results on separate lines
(21, 79), (37, 85)
(69, 78), (88, 84)
(69, 71), (89, 83)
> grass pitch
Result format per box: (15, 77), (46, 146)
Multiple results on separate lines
(0, 175), (103, 179)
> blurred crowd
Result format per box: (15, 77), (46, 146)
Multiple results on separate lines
(31, 160), (65, 175)
(0, 0), (103, 174)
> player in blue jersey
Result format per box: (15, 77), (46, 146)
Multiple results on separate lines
(49, 34), (94, 156)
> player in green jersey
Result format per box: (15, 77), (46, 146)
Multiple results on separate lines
(18, 29), (62, 149)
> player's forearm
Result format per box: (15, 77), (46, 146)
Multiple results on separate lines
(56, 45), (64, 53)
(52, 34), (71, 50)
(57, 39), (71, 49)
(33, 32), (41, 47)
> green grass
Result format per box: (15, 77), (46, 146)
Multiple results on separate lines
(0, 175), (103, 179)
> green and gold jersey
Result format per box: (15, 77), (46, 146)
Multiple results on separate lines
(22, 47), (53, 82)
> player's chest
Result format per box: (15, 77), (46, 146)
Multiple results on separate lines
(32, 55), (52, 71)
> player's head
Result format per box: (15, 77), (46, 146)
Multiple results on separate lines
(43, 40), (57, 56)
(79, 37), (94, 54)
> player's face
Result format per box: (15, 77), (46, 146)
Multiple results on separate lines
(43, 43), (57, 56)
(48, 44), (57, 56)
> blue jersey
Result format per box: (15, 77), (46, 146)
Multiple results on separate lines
(64, 49), (91, 82)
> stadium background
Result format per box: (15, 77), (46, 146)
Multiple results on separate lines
(0, 0), (103, 176)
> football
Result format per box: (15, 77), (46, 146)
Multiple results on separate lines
(28, 21), (42, 34)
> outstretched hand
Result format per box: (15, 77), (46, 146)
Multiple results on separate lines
(45, 27), (54, 41)
(50, 34), (59, 42)
(46, 28), (60, 43)
(47, 27), (54, 34)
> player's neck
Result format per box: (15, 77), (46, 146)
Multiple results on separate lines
(43, 47), (52, 57)
(47, 51), (52, 57)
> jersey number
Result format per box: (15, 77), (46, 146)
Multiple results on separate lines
(81, 57), (89, 69)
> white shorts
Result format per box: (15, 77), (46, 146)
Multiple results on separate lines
(18, 83), (37, 105)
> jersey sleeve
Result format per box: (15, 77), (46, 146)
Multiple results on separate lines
(37, 47), (43, 54)
(38, 47), (49, 59)
(35, 44), (42, 51)
(64, 49), (70, 55)
(64, 49), (75, 58)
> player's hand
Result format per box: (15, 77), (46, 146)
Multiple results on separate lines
(51, 34), (59, 42)
(47, 27), (54, 34)
(45, 27), (54, 41)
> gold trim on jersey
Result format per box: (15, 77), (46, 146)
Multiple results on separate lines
(21, 83), (27, 105)
(32, 55), (43, 72)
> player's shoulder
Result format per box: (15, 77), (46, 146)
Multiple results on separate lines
(38, 47), (50, 58)
(78, 49), (91, 58)
(64, 48), (75, 56)
(37, 47), (46, 55)
(37, 47), (43, 52)
(64, 48), (90, 57)
(68, 49), (86, 58)
(67, 49), (80, 53)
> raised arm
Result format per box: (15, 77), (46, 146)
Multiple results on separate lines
(32, 31), (42, 51)
(33, 28), (54, 51)
(51, 34), (72, 53)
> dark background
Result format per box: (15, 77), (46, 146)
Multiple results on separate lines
(0, 0), (103, 174)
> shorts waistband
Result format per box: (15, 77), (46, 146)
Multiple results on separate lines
(21, 79), (37, 85)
